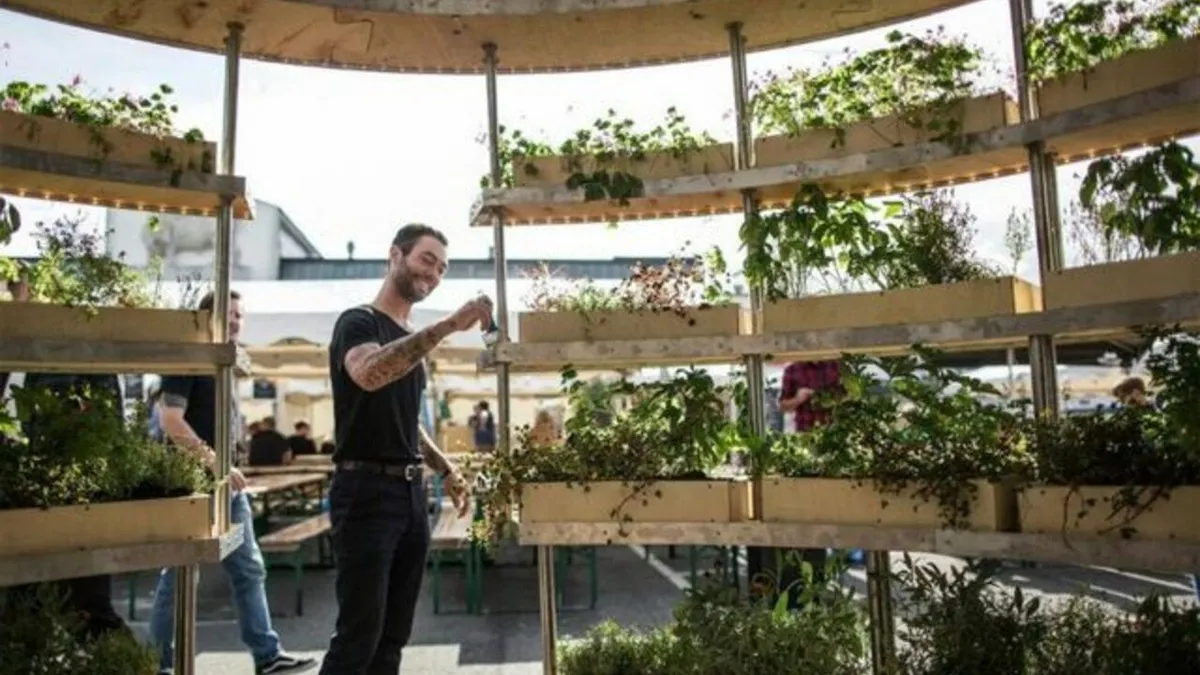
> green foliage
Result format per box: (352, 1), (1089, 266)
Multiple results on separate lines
(750, 28), (990, 143)
(1079, 141), (1200, 256)
(742, 186), (998, 301)
(1025, 0), (1200, 83)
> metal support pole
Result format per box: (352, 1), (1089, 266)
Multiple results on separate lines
(171, 564), (200, 675)
(866, 551), (896, 674)
(1008, 0), (1063, 418)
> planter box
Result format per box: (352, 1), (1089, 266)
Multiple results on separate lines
(0, 110), (216, 173)
(521, 479), (753, 524)
(755, 92), (1018, 167)
(762, 277), (1040, 333)
(1043, 251), (1200, 310)
(1038, 37), (1200, 116)
(0, 303), (212, 343)
(0, 495), (214, 558)
(761, 477), (1017, 531)
(512, 143), (735, 188)
(1019, 485), (1200, 542)
(518, 304), (746, 343)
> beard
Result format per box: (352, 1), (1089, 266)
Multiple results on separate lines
(391, 262), (431, 303)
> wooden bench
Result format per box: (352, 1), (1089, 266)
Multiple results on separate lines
(259, 513), (332, 616)
(428, 498), (482, 614)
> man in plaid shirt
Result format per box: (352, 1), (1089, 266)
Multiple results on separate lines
(779, 359), (843, 432)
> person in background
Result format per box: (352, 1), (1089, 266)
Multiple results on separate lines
(1112, 376), (1150, 407)
(148, 290), (313, 675)
(249, 415), (292, 466)
(469, 400), (496, 452)
(319, 439), (336, 455)
(529, 407), (560, 447)
(288, 420), (318, 456)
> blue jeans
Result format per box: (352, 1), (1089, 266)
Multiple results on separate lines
(319, 469), (429, 675)
(149, 491), (281, 670)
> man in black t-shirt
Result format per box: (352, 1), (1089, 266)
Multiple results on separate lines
(287, 420), (318, 456)
(319, 224), (488, 675)
(147, 290), (313, 675)
(249, 416), (292, 466)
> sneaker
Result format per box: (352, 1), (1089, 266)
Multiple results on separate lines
(256, 652), (317, 674)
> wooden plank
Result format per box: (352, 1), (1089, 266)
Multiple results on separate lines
(471, 77), (1200, 227)
(431, 498), (474, 550)
(0, 338), (235, 375)
(241, 465), (334, 476)
(0, 143), (250, 218)
(259, 514), (331, 553)
(244, 473), (327, 496)
(518, 521), (1200, 573)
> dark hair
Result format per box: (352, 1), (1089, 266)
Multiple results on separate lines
(392, 223), (448, 255)
(1112, 376), (1147, 399)
(478, 401), (489, 411)
(294, 420), (309, 431)
(198, 289), (241, 312)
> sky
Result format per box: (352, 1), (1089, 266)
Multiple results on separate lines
(0, 0), (1191, 316)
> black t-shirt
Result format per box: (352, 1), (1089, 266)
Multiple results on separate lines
(160, 375), (236, 466)
(249, 429), (290, 466)
(329, 306), (426, 464)
(288, 435), (318, 456)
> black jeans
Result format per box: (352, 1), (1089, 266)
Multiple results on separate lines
(319, 469), (430, 675)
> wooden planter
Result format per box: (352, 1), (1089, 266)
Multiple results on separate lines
(1043, 251), (1200, 310)
(0, 303), (212, 343)
(517, 304), (746, 343)
(754, 92), (1018, 167)
(761, 277), (1041, 334)
(512, 143), (735, 188)
(0, 110), (216, 173)
(521, 479), (753, 524)
(1019, 485), (1200, 542)
(761, 477), (1017, 532)
(0, 495), (213, 558)
(1037, 37), (1200, 116)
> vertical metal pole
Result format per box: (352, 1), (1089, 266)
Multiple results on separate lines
(1009, 0), (1063, 418)
(171, 565), (199, 675)
(866, 551), (896, 674)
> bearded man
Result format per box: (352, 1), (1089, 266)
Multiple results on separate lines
(319, 223), (487, 674)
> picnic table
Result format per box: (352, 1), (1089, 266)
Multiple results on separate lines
(242, 463), (334, 476)
(292, 454), (333, 466)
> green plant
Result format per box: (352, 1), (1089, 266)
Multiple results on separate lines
(768, 348), (1030, 529)
(2, 78), (211, 172)
(1079, 141), (1200, 255)
(750, 28), (994, 146)
(1025, 0), (1200, 84)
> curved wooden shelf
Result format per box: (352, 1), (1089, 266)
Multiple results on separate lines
(0, 524), (243, 587)
(483, 294), (1200, 372)
(470, 76), (1200, 227)
(0, 143), (252, 218)
(518, 521), (1200, 573)
(0, 0), (974, 74)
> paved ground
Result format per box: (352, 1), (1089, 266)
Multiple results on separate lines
(116, 545), (1198, 674)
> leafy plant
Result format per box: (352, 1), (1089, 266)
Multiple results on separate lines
(750, 28), (996, 146)
(1025, 0), (1200, 84)
(768, 349), (1030, 529)
(2, 78), (211, 172)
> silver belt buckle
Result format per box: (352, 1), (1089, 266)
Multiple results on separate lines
(404, 464), (423, 481)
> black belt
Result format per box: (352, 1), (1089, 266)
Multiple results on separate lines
(337, 460), (423, 480)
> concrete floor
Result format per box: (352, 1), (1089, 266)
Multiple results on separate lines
(116, 546), (1198, 674)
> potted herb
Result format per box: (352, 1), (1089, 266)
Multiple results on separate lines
(518, 247), (743, 343)
(475, 368), (749, 543)
(1, 78), (213, 173)
(745, 187), (1039, 334)
(749, 28), (1015, 170)
(493, 108), (730, 203)
(1043, 140), (1200, 310)
(762, 350), (1027, 531)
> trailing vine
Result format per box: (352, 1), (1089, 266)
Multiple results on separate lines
(2, 78), (211, 173)
(1025, 0), (1200, 84)
(741, 185), (999, 301)
(486, 107), (717, 205)
(472, 367), (739, 545)
(749, 28), (996, 149)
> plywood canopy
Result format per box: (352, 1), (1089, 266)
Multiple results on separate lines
(0, 0), (974, 74)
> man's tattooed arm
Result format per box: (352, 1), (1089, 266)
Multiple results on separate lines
(158, 393), (217, 467)
(418, 425), (455, 476)
(343, 319), (456, 392)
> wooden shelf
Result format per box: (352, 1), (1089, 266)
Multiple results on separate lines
(0, 524), (243, 587)
(0, 143), (252, 218)
(519, 521), (1200, 573)
(1, 0), (974, 74)
(471, 77), (1200, 227)
(484, 294), (1200, 372)
(0, 338), (237, 375)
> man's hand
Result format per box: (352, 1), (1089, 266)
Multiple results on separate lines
(444, 468), (471, 518)
(229, 467), (247, 492)
(444, 296), (493, 333)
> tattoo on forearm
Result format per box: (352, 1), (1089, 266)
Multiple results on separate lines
(349, 321), (454, 391)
